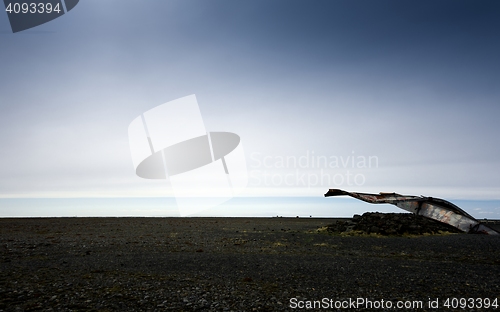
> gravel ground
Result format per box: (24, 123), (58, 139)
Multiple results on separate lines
(1, 217), (499, 311)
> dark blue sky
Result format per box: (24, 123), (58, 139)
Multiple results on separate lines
(0, 0), (499, 216)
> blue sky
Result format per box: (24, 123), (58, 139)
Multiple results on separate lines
(1, 1), (499, 216)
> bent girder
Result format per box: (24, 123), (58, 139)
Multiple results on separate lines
(324, 189), (499, 235)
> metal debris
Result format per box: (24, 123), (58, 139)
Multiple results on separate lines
(325, 189), (499, 235)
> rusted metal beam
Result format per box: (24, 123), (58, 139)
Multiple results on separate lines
(325, 189), (499, 235)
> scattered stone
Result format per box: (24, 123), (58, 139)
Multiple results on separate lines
(325, 212), (463, 235)
(1, 217), (498, 311)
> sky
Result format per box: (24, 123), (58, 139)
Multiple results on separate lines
(0, 0), (499, 217)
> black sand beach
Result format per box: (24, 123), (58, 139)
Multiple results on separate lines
(1, 217), (499, 311)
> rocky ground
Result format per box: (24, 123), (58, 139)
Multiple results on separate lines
(324, 212), (464, 236)
(0, 216), (499, 311)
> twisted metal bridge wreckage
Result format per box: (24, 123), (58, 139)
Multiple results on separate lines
(325, 189), (499, 235)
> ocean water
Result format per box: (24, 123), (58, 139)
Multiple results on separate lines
(0, 197), (499, 219)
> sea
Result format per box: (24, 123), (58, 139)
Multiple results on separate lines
(0, 197), (499, 219)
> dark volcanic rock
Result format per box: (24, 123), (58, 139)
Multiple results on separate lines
(326, 212), (463, 235)
(1, 217), (500, 311)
